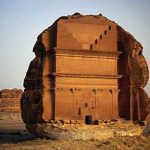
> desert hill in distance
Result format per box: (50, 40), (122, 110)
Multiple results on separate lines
(0, 88), (23, 112)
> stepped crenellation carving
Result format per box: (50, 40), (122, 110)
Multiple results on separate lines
(91, 25), (112, 50)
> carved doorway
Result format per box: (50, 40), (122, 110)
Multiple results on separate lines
(85, 115), (92, 124)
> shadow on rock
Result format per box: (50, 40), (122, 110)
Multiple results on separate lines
(0, 131), (35, 144)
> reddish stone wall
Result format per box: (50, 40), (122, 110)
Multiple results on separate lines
(55, 89), (118, 121)
(56, 55), (117, 75)
(117, 26), (149, 120)
(57, 18), (117, 51)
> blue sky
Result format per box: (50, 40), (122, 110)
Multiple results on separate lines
(0, 0), (149, 94)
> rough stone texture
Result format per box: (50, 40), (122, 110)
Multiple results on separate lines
(143, 97), (150, 136)
(21, 13), (149, 138)
(143, 120), (150, 136)
(0, 89), (23, 112)
(117, 27), (149, 121)
(0, 89), (23, 98)
(26, 121), (144, 140)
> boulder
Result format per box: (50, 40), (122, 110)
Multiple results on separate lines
(21, 13), (149, 138)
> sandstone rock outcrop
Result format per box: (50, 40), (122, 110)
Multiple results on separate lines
(21, 13), (149, 137)
(0, 88), (23, 112)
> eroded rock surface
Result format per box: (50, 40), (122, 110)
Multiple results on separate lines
(26, 121), (144, 140)
(21, 13), (149, 138)
(0, 89), (23, 112)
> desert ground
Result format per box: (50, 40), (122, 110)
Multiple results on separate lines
(0, 112), (150, 150)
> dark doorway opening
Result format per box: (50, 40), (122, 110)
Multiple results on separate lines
(85, 115), (92, 125)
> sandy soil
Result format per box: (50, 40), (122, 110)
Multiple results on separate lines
(0, 112), (150, 150)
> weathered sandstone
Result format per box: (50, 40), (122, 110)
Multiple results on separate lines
(21, 13), (149, 138)
(0, 89), (23, 112)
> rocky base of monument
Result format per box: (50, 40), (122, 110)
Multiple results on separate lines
(143, 113), (150, 136)
(25, 120), (147, 140)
